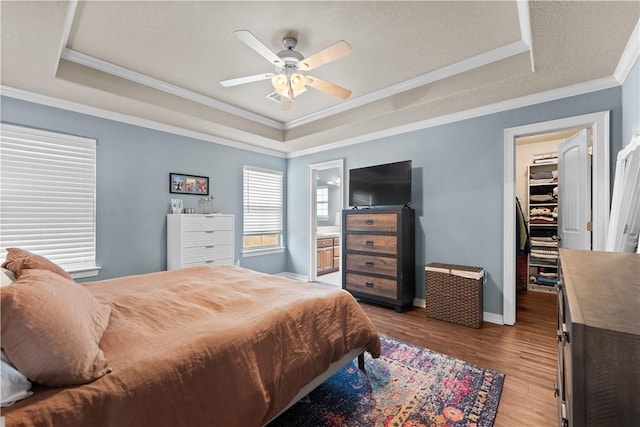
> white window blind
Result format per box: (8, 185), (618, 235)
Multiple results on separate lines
(0, 123), (97, 273)
(243, 166), (283, 246)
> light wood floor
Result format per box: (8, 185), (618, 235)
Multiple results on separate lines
(359, 290), (558, 427)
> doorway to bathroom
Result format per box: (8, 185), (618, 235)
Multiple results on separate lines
(308, 159), (344, 287)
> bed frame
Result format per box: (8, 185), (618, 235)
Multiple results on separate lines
(263, 347), (366, 426)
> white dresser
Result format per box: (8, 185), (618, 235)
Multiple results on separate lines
(167, 214), (235, 270)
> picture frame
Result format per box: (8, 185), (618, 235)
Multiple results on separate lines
(170, 198), (183, 214)
(170, 173), (209, 195)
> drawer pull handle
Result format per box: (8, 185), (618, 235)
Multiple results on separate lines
(206, 231), (215, 234)
(205, 245), (214, 249)
(205, 260), (214, 264)
(365, 241), (374, 246)
(365, 261), (374, 267)
(365, 281), (374, 288)
(365, 219), (374, 225)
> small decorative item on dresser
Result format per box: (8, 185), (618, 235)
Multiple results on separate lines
(198, 196), (215, 214)
(425, 263), (484, 328)
(169, 173), (209, 195)
(170, 199), (183, 214)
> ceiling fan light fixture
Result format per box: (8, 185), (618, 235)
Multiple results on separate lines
(271, 73), (288, 91)
(272, 72), (306, 100)
(290, 73), (305, 91)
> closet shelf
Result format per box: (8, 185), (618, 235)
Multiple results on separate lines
(527, 161), (559, 293)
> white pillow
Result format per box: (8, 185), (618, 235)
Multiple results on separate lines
(0, 268), (16, 287)
(1, 349), (33, 407)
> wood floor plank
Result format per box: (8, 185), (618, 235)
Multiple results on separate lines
(360, 290), (557, 427)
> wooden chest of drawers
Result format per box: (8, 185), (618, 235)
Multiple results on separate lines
(556, 249), (639, 426)
(342, 207), (415, 312)
(167, 214), (235, 270)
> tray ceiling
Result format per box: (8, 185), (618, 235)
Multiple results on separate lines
(1, 1), (638, 155)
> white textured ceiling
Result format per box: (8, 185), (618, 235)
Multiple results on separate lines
(1, 1), (638, 155)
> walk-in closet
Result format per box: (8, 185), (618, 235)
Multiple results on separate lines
(515, 128), (584, 299)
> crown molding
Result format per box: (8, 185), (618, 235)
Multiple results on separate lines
(517, 0), (535, 72)
(0, 73), (621, 161)
(287, 75), (619, 158)
(285, 39), (531, 130)
(55, 0), (78, 73)
(613, 19), (640, 84)
(0, 85), (286, 158)
(60, 48), (286, 130)
(61, 39), (530, 134)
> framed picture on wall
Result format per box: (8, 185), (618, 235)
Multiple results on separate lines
(170, 173), (209, 195)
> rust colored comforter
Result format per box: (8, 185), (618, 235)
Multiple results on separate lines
(2, 265), (380, 426)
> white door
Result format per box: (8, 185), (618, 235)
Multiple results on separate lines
(558, 129), (591, 250)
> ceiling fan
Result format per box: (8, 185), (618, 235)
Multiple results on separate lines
(220, 30), (352, 109)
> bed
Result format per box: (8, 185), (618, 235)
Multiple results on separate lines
(0, 261), (380, 427)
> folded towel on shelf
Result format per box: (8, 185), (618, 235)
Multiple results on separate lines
(530, 194), (556, 202)
(530, 207), (552, 216)
(530, 252), (558, 260)
(530, 239), (558, 247)
(530, 216), (557, 224)
(536, 277), (558, 286)
(530, 235), (558, 242)
(538, 271), (558, 278)
(529, 257), (557, 266)
(531, 248), (558, 255)
(530, 170), (558, 179)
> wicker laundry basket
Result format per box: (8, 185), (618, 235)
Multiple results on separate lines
(425, 263), (484, 328)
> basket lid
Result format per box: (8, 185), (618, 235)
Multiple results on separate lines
(425, 263), (484, 280)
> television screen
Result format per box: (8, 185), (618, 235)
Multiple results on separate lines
(348, 160), (412, 207)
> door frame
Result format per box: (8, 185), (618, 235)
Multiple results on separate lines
(503, 111), (610, 325)
(308, 158), (344, 283)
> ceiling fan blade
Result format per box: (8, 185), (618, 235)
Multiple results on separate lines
(305, 76), (352, 100)
(219, 73), (273, 87)
(299, 40), (352, 71)
(234, 30), (282, 65)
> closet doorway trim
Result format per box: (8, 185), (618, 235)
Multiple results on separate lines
(503, 111), (610, 325)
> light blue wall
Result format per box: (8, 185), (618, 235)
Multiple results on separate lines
(286, 87), (622, 315)
(0, 96), (287, 279)
(1, 84), (625, 314)
(622, 56), (640, 147)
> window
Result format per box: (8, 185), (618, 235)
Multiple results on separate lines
(0, 124), (98, 277)
(242, 166), (284, 255)
(316, 186), (329, 219)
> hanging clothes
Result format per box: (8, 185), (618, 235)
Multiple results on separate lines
(515, 197), (530, 292)
(515, 197), (530, 255)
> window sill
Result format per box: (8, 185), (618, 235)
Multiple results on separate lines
(242, 247), (285, 258)
(69, 266), (101, 280)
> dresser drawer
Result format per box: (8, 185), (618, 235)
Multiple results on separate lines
(346, 213), (397, 232)
(182, 230), (233, 248)
(182, 245), (233, 265)
(182, 215), (233, 232)
(317, 238), (334, 248)
(345, 273), (397, 299)
(346, 234), (397, 254)
(346, 253), (397, 277)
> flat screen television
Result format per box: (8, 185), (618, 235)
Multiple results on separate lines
(348, 160), (412, 207)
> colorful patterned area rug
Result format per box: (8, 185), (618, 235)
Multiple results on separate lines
(269, 335), (505, 427)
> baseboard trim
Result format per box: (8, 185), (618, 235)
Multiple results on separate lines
(414, 298), (504, 325)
